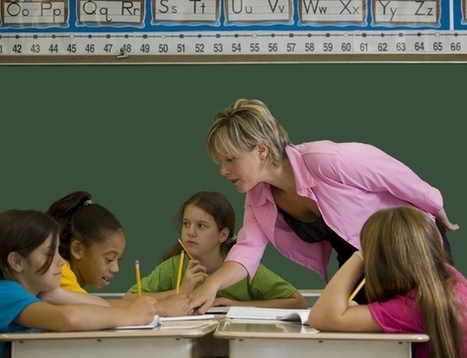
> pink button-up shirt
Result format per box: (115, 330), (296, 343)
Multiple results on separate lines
(225, 141), (443, 281)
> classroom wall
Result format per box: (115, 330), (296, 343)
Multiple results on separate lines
(0, 63), (464, 293)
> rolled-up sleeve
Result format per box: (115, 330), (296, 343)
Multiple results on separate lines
(225, 200), (269, 279)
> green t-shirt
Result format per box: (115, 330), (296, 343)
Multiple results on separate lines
(127, 255), (297, 301)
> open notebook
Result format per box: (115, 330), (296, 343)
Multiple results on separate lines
(114, 314), (215, 330)
(226, 307), (312, 325)
(114, 315), (161, 330)
(159, 314), (215, 322)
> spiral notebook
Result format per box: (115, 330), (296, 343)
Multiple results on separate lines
(226, 307), (311, 325)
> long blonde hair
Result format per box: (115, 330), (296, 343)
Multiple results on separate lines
(361, 207), (464, 358)
(207, 99), (290, 166)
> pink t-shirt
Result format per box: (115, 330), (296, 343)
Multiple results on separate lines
(368, 268), (467, 358)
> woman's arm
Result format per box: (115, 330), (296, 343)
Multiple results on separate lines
(323, 142), (444, 214)
(308, 252), (381, 332)
(189, 261), (247, 313)
(213, 290), (308, 309)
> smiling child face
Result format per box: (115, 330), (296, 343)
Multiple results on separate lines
(71, 230), (126, 289)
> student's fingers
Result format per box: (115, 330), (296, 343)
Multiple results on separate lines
(187, 260), (204, 269)
(445, 223), (460, 231)
(129, 296), (157, 319)
(191, 263), (208, 273)
(187, 260), (198, 268)
(182, 273), (208, 291)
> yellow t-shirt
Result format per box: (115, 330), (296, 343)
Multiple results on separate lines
(61, 261), (87, 293)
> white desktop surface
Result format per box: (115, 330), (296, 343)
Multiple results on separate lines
(214, 319), (429, 358)
(1, 320), (218, 358)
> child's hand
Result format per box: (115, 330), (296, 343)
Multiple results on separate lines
(38, 288), (60, 303)
(126, 296), (157, 325)
(180, 260), (209, 294)
(156, 294), (192, 317)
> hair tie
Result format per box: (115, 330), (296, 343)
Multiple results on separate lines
(84, 199), (93, 206)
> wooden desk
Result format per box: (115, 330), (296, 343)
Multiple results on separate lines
(0, 320), (218, 358)
(214, 319), (429, 358)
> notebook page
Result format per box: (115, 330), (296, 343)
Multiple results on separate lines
(159, 314), (215, 322)
(114, 315), (161, 329)
(226, 307), (311, 324)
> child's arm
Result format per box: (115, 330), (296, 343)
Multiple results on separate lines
(41, 288), (136, 308)
(308, 252), (381, 332)
(15, 296), (157, 331)
(38, 287), (111, 307)
(213, 290), (308, 309)
(122, 293), (192, 316)
(152, 294), (192, 316)
(122, 291), (173, 301)
(123, 260), (208, 300)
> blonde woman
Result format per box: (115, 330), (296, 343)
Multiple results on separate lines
(189, 98), (458, 311)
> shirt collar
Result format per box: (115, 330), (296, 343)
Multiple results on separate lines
(247, 144), (317, 207)
(285, 144), (317, 191)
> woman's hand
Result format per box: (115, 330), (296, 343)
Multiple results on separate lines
(189, 261), (248, 314)
(188, 279), (219, 314)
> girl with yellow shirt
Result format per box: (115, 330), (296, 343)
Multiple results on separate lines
(45, 190), (190, 316)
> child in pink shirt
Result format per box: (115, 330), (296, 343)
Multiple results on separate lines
(309, 207), (467, 358)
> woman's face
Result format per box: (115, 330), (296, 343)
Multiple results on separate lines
(218, 146), (265, 193)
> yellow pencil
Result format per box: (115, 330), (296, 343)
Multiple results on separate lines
(178, 238), (194, 260)
(175, 250), (185, 294)
(348, 278), (365, 302)
(135, 260), (142, 299)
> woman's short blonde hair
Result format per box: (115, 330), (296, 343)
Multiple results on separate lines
(207, 99), (291, 166)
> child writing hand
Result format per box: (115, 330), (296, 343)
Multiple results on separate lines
(123, 191), (308, 310)
(0, 210), (157, 358)
(178, 259), (209, 294)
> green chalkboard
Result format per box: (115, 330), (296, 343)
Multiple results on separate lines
(0, 64), (464, 293)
